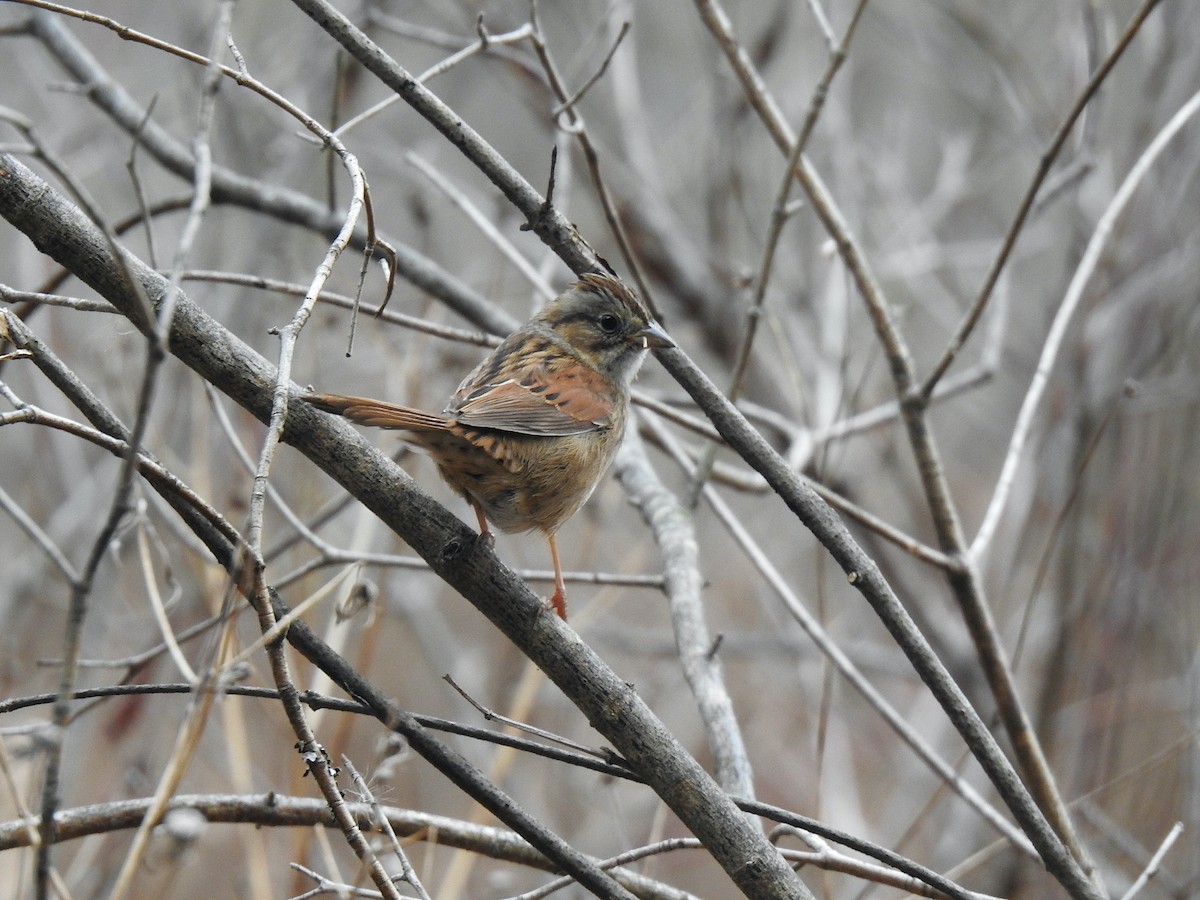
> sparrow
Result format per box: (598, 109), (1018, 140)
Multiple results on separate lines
(304, 273), (673, 619)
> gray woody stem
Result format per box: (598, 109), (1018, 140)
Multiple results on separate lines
(282, 1), (1101, 896)
(0, 152), (814, 900)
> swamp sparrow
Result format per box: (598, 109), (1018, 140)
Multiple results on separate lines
(304, 273), (673, 619)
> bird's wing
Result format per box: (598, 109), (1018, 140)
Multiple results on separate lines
(449, 361), (614, 436)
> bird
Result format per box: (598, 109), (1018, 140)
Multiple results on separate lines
(304, 273), (674, 619)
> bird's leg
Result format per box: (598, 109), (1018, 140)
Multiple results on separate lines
(546, 533), (568, 620)
(469, 500), (494, 548)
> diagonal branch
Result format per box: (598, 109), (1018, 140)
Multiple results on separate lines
(0, 152), (813, 900)
(686, 0), (1111, 884)
(920, 0), (1167, 397)
(270, 6), (1105, 897)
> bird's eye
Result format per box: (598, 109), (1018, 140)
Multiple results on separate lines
(597, 313), (622, 334)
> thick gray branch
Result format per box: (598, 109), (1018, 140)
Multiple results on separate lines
(0, 153), (813, 900)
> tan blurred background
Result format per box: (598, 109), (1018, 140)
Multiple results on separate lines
(1, 1), (1197, 897)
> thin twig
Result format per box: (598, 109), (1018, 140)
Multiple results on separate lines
(0, 286), (119, 313)
(643, 411), (1034, 856)
(688, 1), (1105, 882)
(920, 0), (1167, 397)
(442, 675), (617, 762)
(135, 514), (197, 684)
(26, 12), (516, 338)
(772, 825), (1004, 900)
(1117, 822), (1183, 900)
(551, 20), (630, 118)
(332, 19), (536, 140)
(527, 9), (658, 315)
(342, 756), (431, 900)
(178, 270), (496, 347)
(0, 480), (80, 585)
(688, 0), (869, 500)
(105, 6), (231, 894)
(4, 71), (171, 900)
(971, 86), (1200, 561)
(405, 151), (556, 301)
(509, 838), (702, 900)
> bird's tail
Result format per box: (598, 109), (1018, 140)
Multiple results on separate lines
(302, 392), (449, 432)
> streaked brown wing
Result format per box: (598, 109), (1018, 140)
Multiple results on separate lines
(449, 361), (614, 437)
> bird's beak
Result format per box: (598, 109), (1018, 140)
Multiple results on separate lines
(634, 320), (675, 351)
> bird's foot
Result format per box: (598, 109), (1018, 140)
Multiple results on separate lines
(546, 587), (568, 621)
